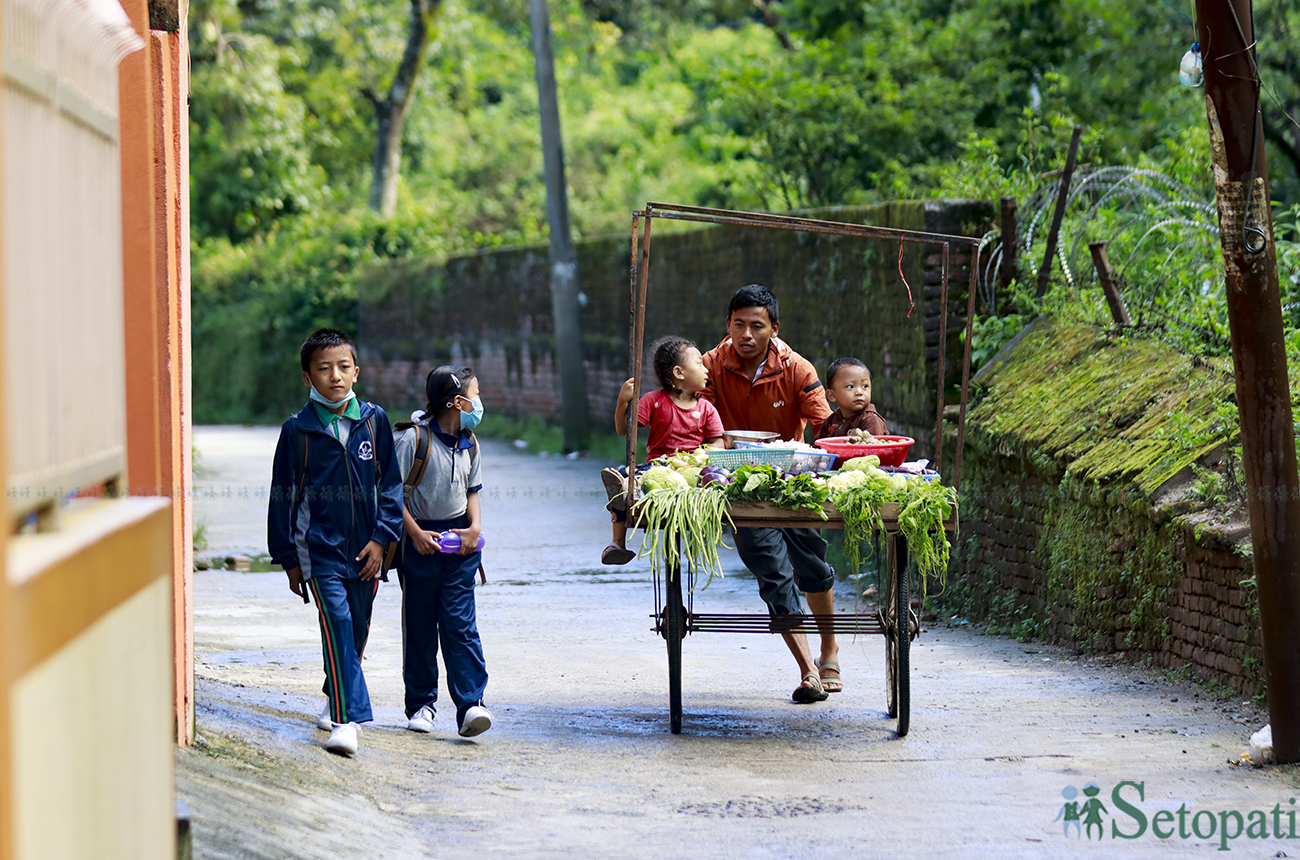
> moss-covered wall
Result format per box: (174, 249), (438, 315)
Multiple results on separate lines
(948, 319), (1261, 697)
(357, 201), (992, 453)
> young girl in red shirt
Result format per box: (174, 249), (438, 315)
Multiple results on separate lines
(600, 336), (725, 564)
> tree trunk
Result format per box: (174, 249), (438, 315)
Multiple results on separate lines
(751, 0), (794, 51)
(1196, 0), (1300, 763)
(367, 0), (441, 216)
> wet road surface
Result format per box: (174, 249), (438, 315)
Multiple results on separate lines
(179, 426), (1294, 858)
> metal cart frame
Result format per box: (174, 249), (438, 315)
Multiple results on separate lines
(622, 203), (982, 736)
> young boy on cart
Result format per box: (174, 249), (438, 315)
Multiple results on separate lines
(700, 285), (841, 703)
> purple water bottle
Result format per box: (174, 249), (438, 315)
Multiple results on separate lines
(435, 531), (486, 553)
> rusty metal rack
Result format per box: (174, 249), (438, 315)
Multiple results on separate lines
(622, 203), (982, 737)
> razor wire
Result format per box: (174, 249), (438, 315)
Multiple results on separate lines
(977, 164), (1232, 357)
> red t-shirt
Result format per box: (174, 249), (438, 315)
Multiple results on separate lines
(638, 389), (724, 461)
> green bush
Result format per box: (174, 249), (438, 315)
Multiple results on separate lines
(192, 210), (449, 424)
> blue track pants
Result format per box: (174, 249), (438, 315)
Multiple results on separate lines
(308, 569), (378, 725)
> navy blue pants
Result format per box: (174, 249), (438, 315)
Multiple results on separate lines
(308, 569), (378, 724)
(397, 515), (488, 718)
(732, 527), (835, 617)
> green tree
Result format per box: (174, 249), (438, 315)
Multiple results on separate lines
(189, 2), (323, 242)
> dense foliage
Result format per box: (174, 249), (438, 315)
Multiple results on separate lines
(191, 0), (1300, 422)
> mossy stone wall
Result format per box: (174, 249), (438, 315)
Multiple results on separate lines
(357, 201), (992, 454)
(948, 319), (1261, 697)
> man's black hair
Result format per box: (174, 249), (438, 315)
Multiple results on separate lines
(826, 357), (870, 387)
(727, 284), (780, 326)
(300, 328), (357, 371)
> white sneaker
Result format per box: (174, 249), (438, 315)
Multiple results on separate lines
(458, 705), (492, 738)
(316, 703), (333, 732)
(326, 722), (359, 756)
(407, 705), (435, 733)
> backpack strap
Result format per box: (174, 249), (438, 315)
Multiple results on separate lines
(407, 424), (433, 490)
(383, 425), (434, 576)
(363, 416), (380, 481)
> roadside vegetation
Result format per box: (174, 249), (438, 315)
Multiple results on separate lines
(191, 0), (1300, 431)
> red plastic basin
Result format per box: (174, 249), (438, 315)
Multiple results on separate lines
(814, 435), (915, 467)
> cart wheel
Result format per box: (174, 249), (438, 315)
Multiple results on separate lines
(893, 548), (911, 738)
(884, 535), (899, 719)
(665, 557), (684, 735)
(886, 634), (899, 719)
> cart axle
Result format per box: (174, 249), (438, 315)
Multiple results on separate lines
(653, 612), (887, 637)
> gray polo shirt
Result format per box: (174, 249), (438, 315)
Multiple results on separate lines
(395, 424), (482, 521)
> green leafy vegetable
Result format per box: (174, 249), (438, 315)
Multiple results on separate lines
(829, 476), (957, 596)
(772, 473), (830, 519)
(724, 464), (783, 502)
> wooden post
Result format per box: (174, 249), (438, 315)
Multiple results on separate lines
(1087, 241), (1130, 326)
(1034, 125), (1083, 299)
(999, 196), (1018, 291)
(1196, 0), (1300, 762)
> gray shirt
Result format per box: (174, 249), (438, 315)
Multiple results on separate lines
(394, 424), (482, 521)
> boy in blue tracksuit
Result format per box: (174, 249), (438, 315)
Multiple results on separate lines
(267, 328), (404, 757)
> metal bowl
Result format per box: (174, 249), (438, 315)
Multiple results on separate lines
(724, 430), (782, 445)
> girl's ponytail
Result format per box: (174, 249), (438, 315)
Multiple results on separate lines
(393, 398), (437, 433)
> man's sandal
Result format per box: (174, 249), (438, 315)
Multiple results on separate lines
(602, 544), (635, 565)
(792, 671), (829, 704)
(816, 659), (843, 694)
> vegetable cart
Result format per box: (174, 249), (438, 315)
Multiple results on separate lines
(621, 203), (984, 736)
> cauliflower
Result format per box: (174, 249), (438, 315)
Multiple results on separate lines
(827, 470), (870, 494)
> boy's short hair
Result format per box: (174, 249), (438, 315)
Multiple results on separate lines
(826, 357), (870, 387)
(300, 328), (357, 371)
(728, 284), (780, 326)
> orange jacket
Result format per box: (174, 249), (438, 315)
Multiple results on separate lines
(700, 336), (832, 442)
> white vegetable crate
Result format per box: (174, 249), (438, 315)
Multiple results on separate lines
(789, 450), (837, 473)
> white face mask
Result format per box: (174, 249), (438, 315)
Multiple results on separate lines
(459, 396), (484, 431)
(310, 386), (357, 408)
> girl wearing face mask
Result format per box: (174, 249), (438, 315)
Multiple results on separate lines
(392, 365), (493, 738)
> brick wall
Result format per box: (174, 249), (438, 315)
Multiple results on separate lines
(356, 201), (993, 455)
(948, 321), (1260, 698)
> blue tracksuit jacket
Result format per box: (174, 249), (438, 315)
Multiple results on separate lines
(267, 400), (404, 579)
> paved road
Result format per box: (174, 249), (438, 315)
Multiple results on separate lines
(180, 426), (1293, 859)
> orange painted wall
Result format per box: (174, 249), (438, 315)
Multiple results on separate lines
(149, 27), (193, 745)
(119, 0), (193, 745)
(119, 0), (161, 498)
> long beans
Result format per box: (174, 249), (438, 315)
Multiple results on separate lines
(634, 486), (734, 587)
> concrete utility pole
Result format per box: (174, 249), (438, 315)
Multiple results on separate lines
(1196, 0), (1300, 762)
(530, 0), (589, 452)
